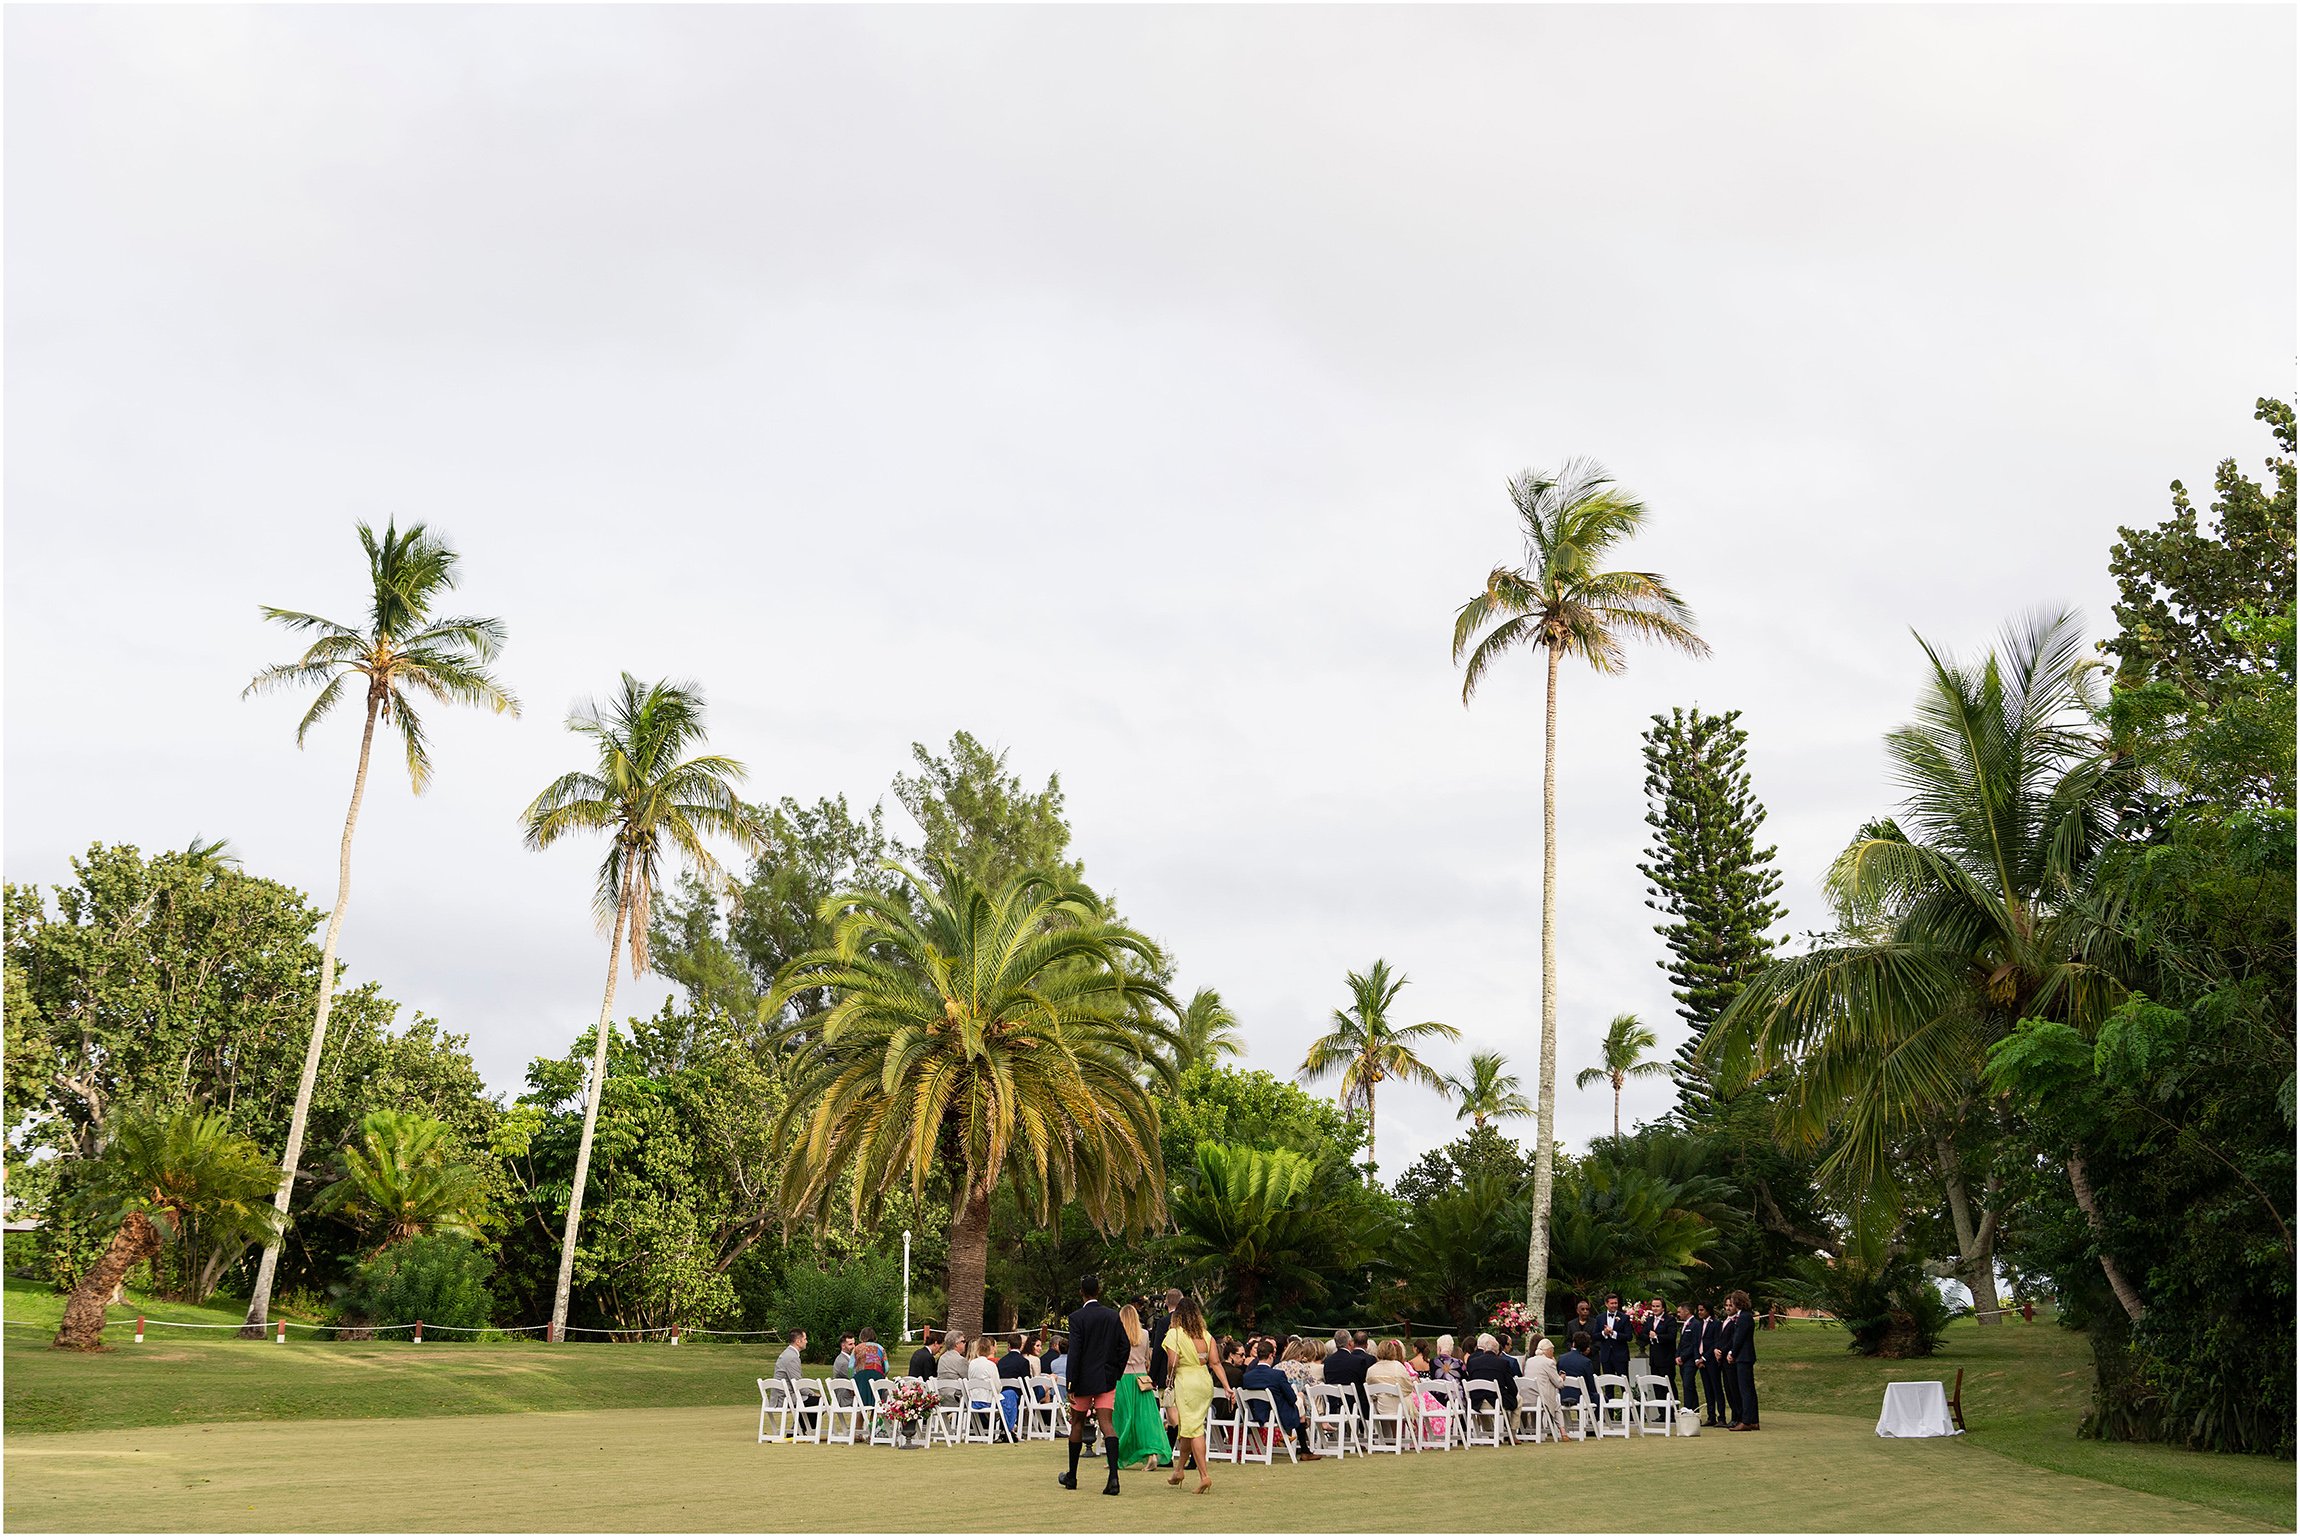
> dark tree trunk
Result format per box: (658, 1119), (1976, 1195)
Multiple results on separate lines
(56, 1212), (163, 1351)
(944, 1185), (993, 1340)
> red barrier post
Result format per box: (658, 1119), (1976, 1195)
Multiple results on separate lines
(276, 1319), (287, 1344)
(413, 1318), (424, 1344)
(135, 1315), (145, 1344)
(670, 1326), (679, 1347)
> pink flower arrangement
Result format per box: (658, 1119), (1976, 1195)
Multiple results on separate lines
(876, 1376), (941, 1427)
(1487, 1300), (1541, 1336)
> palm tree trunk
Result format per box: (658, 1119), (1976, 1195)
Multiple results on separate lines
(1937, 1135), (2002, 1325)
(57, 1212), (164, 1350)
(945, 1183), (993, 1340)
(1365, 1080), (1378, 1181)
(243, 689), (380, 1336)
(1524, 642), (1561, 1329)
(2067, 1151), (2145, 1324)
(550, 868), (633, 1343)
(1613, 1075), (1622, 1139)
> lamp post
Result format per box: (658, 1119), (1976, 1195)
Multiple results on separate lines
(902, 1229), (912, 1343)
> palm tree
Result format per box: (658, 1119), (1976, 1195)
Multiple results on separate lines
(1297, 960), (1460, 1178)
(1448, 1050), (1532, 1129)
(521, 674), (766, 1343)
(1575, 1014), (1669, 1137)
(1173, 987), (1247, 1072)
(316, 1110), (487, 1254)
(766, 858), (1178, 1339)
(1703, 611), (2119, 1325)
(56, 1107), (283, 1350)
(239, 520), (516, 1333)
(1452, 460), (1708, 1324)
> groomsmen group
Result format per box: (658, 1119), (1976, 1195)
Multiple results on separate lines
(1566, 1289), (1762, 1432)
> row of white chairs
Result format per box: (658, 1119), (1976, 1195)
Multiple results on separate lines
(760, 1370), (1687, 1454)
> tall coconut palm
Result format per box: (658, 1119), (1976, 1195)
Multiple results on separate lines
(521, 674), (766, 1343)
(1702, 611), (2119, 1325)
(1575, 1013), (1668, 1137)
(57, 1107), (283, 1350)
(766, 858), (1178, 1338)
(1297, 960), (1460, 1178)
(1173, 987), (1247, 1072)
(239, 520), (516, 1332)
(1452, 460), (1707, 1326)
(1448, 1050), (1532, 1129)
(316, 1109), (487, 1254)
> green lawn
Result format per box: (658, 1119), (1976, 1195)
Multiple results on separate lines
(5, 1278), (2291, 1532)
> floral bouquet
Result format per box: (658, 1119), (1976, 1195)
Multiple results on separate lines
(876, 1376), (941, 1429)
(1487, 1300), (1541, 1337)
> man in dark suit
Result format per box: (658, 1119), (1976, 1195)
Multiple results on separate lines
(1723, 1290), (1760, 1430)
(1645, 1298), (1680, 1387)
(1320, 1327), (1373, 1419)
(1057, 1274), (1129, 1494)
(1557, 1332), (1600, 1411)
(907, 1328), (939, 1380)
(1239, 1339), (1321, 1460)
(1696, 1301), (1732, 1426)
(1462, 1333), (1520, 1414)
(1594, 1292), (1633, 1380)
(1671, 1302), (1703, 1418)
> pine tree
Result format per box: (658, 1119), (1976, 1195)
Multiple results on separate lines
(1636, 707), (1786, 1115)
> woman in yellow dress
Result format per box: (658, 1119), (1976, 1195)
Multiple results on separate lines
(1161, 1295), (1229, 1494)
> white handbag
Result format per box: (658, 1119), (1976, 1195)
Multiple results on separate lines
(1675, 1409), (1702, 1436)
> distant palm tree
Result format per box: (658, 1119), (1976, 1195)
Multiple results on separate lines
(1297, 960), (1460, 1177)
(240, 520), (516, 1333)
(56, 1107), (282, 1350)
(1448, 1050), (1532, 1129)
(1576, 1014), (1669, 1137)
(1174, 987), (1247, 1072)
(1452, 460), (1707, 1322)
(767, 858), (1178, 1338)
(317, 1110), (487, 1254)
(522, 674), (766, 1343)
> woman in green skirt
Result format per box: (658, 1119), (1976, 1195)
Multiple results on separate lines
(1111, 1304), (1170, 1470)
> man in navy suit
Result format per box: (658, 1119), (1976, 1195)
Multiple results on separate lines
(1693, 1301), (1728, 1425)
(1557, 1332), (1601, 1410)
(1722, 1291), (1760, 1430)
(1320, 1326), (1374, 1420)
(1671, 1302), (1703, 1418)
(1057, 1273), (1130, 1494)
(1594, 1292), (1633, 1380)
(1239, 1339), (1321, 1460)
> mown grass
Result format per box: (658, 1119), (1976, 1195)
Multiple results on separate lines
(6, 1277), (2291, 1530)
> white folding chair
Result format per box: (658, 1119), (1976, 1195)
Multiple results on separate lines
(757, 1378), (793, 1442)
(1202, 1387), (1243, 1463)
(962, 1386), (1005, 1444)
(1635, 1374), (1677, 1436)
(1461, 1379), (1513, 1447)
(925, 1382), (968, 1447)
(865, 1388), (902, 1447)
(1022, 1375), (1060, 1440)
(1231, 1387), (1296, 1464)
(1307, 1385), (1359, 1459)
(1417, 1380), (1461, 1450)
(1365, 1383), (1418, 1453)
(1594, 1375), (1636, 1438)
(821, 1379), (866, 1443)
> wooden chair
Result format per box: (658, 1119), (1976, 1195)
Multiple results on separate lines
(1948, 1368), (1966, 1431)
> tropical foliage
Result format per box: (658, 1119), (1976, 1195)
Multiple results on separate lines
(317, 1110), (488, 1255)
(1446, 1051), (1530, 1129)
(1574, 1013), (1668, 1137)
(1296, 959), (1458, 1176)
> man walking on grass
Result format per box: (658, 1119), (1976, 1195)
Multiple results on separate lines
(1058, 1273), (1128, 1496)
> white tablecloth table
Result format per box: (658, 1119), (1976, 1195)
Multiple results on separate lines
(1876, 1380), (1959, 1437)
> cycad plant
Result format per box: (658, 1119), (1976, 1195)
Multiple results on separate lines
(1297, 960), (1460, 1178)
(1168, 1141), (1354, 1331)
(522, 674), (766, 1342)
(1448, 1050), (1532, 1129)
(1575, 1014), (1669, 1137)
(240, 520), (516, 1332)
(317, 1109), (487, 1254)
(1704, 611), (2120, 1325)
(768, 859), (1177, 1338)
(56, 1107), (283, 1350)
(1453, 461), (1707, 1322)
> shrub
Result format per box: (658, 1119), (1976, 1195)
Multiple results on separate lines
(1788, 1249), (1961, 1358)
(333, 1234), (494, 1337)
(766, 1249), (901, 1358)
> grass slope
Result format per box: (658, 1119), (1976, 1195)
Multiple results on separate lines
(6, 1279), (2292, 1531)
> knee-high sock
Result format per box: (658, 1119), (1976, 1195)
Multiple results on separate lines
(1104, 1425), (1120, 1476)
(1068, 1438), (1082, 1477)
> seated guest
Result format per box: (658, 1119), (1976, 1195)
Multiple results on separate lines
(1461, 1333), (1519, 1413)
(1048, 1333), (1070, 1387)
(936, 1332), (971, 1390)
(997, 1333), (1033, 1432)
(1430, 1334), (1465, 1383)
(774, 1329), (809, 1393)
(1521, 1339), (1573, 1441)
(832, 1334), (856, 1379)
(1279, 1339), (1317, 1392)
(1557, 1332), (1600, 1408)
(1405, 1338), (1430, 1375)
(1364, 1338), (1415, 1403)
(1240, 1338), (1322, 1460)
(1320, 1327), (1372, 1416)
(966, 1336), (1001, 1431)
(907, 1328), (939, 1380)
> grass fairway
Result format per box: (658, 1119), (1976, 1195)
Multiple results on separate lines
(6, 1280), (2292, 1532)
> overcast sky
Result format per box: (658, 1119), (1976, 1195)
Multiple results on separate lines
(6, 5), (2293, 1178)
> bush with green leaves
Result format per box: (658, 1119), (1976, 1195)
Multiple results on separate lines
(766, 1249), (901, 1358)
(1788, 1244), (1960, 1358)
(333, 1233), (495, 1337)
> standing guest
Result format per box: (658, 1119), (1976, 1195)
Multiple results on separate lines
(1557, 1332), (1600, 1412)
(1057, 1273), (1129, 1495)
(1462, 1333), (1519, 1416)
(1569, 1299), (1596, 1350)
(1240, 1338), (1322, 1461)
(908, 1328), (939, 1380)
(1521, 1339), (1572, 1440)
(1594, 1293), (1633, 1381)
(1671, 1303), (1703, 1420)
(1431, 1334), (1465, 1383)
(1111, 1304), (1169, 1471)
(1646, 1299), (1678, 1386)
(1698, 1301), (1733, 1426)
(853, 1328), (889, 1406)
(832, 1335), (857, 1379)
(1164, 1295), (1229, 1494)
(998, 1333), (1033, 1434)
(1723, 1291), (1760, 1431)
(1147, 1286), (1184, 1454)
